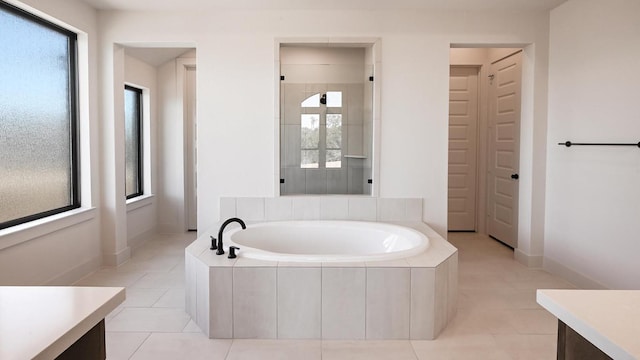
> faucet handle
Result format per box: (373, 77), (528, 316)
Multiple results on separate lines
(228, 246), (240, 259)
(210, 236), (217, 250)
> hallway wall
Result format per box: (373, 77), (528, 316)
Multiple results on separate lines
(124, 53), (158, 247)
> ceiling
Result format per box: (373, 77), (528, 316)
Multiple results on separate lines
(81, 0), (567, 11)
(125, 47), (193, 67)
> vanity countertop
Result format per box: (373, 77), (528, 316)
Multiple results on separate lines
(537, 289), (640, 360)
(0, 286), (125, 360)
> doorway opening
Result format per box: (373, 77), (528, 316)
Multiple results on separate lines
(122, 46), (198, 236)
(448, 47), (523, 249)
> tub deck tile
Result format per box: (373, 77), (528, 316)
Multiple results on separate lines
(233, 267), (277, 339)
(322, 267), (366, 339)
(277, 267), (321, 339)
(366, 267), (411, 339)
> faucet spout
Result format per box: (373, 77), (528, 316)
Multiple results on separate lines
(216, 217), (246, 255)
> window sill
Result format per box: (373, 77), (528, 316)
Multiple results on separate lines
(126, 194), (155, 212)
(0, 207), (97, 251)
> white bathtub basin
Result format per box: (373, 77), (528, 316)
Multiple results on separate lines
(226, 220), (429, 262)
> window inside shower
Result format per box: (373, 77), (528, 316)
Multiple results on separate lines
(279, 45), (373, 195)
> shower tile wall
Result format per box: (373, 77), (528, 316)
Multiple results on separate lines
(281, 83), (370, 195)
(220, 197), (422, 223)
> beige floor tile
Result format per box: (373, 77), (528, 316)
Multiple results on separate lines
(129, 271), (185, 289)
(74, 269), (146, 287)
(117, 255), (183, 273)
(105, 306), (124, 322)
(507, 309), (558, 335)
(322, 341), (418, 360)
(129, 333), (231, 360)
(493, 334), (557, 360)
(458, 287), (543, 311)
(106, 332), (150, 360)
(153, 288), (186, 308)
(441, 307), (518, 336)
(182, 319), (203, 333)
(120, 288), (167, 307)
(226, 339), (321, 360)
(503, 288), (544, 309)
(107, 307), (191, 332)
(412, 334), (512, 360)
(458, 287), (521, 310)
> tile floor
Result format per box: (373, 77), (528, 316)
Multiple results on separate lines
(75, 231), (575, 359)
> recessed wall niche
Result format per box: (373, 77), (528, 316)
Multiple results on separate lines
(279, 43), (377, 196)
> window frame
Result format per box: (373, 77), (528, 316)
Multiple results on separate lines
(124, 84), (144, 199)
(0, 1), (80, 231)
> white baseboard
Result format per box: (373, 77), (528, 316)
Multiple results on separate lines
(128, 227), (156, 251)
(514, 249), (543, 268)
(158, 223), (184, 234)
(103, 246), (131, 267)
(543, 256), (608, 290)
(46, 255), (102, 285)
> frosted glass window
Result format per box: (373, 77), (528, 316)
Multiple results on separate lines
(301, 93), (320, 107)
(124, 86), (143, 199)
(326, 91), (342, 107)
(0, 3), (79, 229)
(326, 114), (342, 168)
(301, 114), (319, 168)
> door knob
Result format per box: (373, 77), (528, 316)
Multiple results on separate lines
(511, 173), (519, 180)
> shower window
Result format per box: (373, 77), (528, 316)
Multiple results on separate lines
(301, 93), (320, 107)
(0, 2), (79, 230)
(299, 92), (343, 169)
(326, 91), (342, 107)
(326, 114), (342, 168)
(301, 114), (320, 168)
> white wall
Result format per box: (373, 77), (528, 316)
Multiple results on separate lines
(156, 60), (181, 232)
(0, 0), (101, 285)
(156, 51), (196, 233)
(545, 0), (640, 289)
(280, 46), (365, 84)
(124, 53), (158, 247)
(97, 9), (551, 242)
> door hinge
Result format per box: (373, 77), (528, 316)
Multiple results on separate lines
(280, 75), (285, 81)
(369, 76), (374, 82)
(280, 178), (285, 184)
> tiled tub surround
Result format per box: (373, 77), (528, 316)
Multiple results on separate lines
(186, 197), (457, 340)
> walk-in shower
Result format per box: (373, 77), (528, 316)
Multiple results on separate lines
(279, 45), (374, 195)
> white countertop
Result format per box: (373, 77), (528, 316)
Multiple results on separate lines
(537, 289), (640, 360)
(0, 286), (125, 360)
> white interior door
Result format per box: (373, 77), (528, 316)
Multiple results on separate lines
(185, 66), (198, 231)
(487, 51), (522, 248)
(448, 66), (479, 231)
